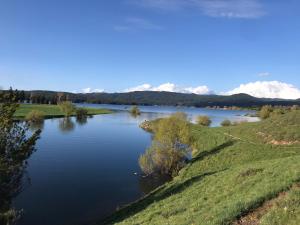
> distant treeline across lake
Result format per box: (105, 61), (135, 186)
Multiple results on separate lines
(2, 89), (300, 107)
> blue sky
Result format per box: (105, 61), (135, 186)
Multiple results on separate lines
(1, 0), (300, 98)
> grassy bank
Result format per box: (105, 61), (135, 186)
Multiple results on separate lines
(103, 111), (300, 225)
(14, 104), (112, 119)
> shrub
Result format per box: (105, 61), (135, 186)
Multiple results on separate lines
(139, 141), (187, 177)
(271, 108), (285, 117)
(130, 106), (141, 116)
(139, 148), (156, 175)
(76, 108), (88, 119)
(260, 105), (273, 119)
(58, 101), (76, 117)
(197, 115), (212, 126)
(139, 112), (192, 177)
(221, 119), (232, 127)
(25, 110), (45, 123)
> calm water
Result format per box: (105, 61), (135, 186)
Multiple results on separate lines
(13, 105), (258, 225)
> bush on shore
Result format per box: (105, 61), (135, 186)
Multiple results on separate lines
(130, 106), (141, 116)
(221, 119), (232, 127)
(25, 110), (45, 123)
(139, 112), (192, 177)
(197, 115), (212, 127)
(76, 108), (88, 118)
(58, 101), (76, 117)
(259, 105), (273, 119)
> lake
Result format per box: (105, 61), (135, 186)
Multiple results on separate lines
(13, 105), (258, 225)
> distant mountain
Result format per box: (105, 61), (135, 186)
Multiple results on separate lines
(14, 90), (300, 108)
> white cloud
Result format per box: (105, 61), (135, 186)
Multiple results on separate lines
(258, 72), (271, 77)
(152, 83), (177, 92)
(124, 82), (212, 95)
(130, 0), (266, 19)
(225, 81), (300, 99)
(81, 88), (104, 94)
(196, 0), (266, 19)
(184, 86), (211, 95)
(114, 17), (162, 31)
(125, 83), (152, 92)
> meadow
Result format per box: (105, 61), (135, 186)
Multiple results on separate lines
(103, 110), (300, 225)
(14, 104), (112, 119)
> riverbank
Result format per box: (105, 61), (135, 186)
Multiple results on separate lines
(102, 110), (300, 225)
(14, 104), (112, 119)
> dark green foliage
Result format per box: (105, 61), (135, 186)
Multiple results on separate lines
(0, 90), (41, 224)
(75, 108), (89, 125)
(76, 108), (88, 119)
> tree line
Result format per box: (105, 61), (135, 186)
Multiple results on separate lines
(2, 89), (300, 108)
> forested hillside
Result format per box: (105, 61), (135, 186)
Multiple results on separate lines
(4, 89), (300, 107)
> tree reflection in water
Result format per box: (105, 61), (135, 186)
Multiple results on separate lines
(76, 115), (88, 126)
(58, 117), (75, 133)
(29, 120), (45, 131)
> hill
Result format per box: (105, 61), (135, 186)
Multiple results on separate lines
(9, 90), (300, 107)
(101, 111), (300, 225)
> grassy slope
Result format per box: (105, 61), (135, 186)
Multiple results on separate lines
(260, 184), (300, 225)
(103, 112), (300, 225)
(14, 104), (112, 118)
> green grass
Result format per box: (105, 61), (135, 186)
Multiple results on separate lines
(260, 185), (300, 225)
(103, 111), (300, 225)
(14, 104), (112, 119)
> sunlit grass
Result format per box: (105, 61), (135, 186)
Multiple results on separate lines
(14, 104), (112, 118)
(103, 111), (300, 225)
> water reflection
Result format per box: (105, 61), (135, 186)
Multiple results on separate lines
(58, 117), (75, 133)
(79, 104), (260, 127)
(76, 116), (88, 126)
(12, 107), (260, 225)
(29, 120), (45, 131)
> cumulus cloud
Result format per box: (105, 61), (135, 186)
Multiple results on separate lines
(81, 88), (104, 94)
(124, 82), (212, 95)
(131, 0), (266, 19)
(224, 81), (300, 99)
(114, 17), (163, 31)
(125, 84), (152, 92)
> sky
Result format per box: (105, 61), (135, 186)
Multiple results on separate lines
(0, 0), (300, 99)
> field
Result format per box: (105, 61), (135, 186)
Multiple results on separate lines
(103, 111), (300, 225)
(14, 104), (112, 118)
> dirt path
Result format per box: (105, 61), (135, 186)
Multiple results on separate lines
(223, 132), (300, 149)
(233, 183), (300, 225)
